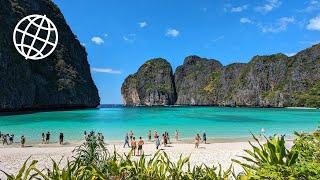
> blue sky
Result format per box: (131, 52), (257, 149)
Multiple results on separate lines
(53, 0), (320, 104)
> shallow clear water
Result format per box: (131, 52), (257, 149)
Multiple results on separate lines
(0, 107), (319, 142)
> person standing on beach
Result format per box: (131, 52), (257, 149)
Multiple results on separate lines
(21, 135), (25, 147)
(129, 130), (134, 142)
(131, 137), (137, 156)
(195, 134), (201, 148)
(123, 133), (130, 148)
(165, 131), (170, 144)
(9, 134), (14, 144)
(59, 133), (64, 145)
(154, 130), (158, 141)
(147, 130), (151, 141)
(163, 133), (168, 147)
(41, 133), (45, 144)
(46, 132), (50, 144)
(155, 135), (160, 150)
(174, 130), (179, 141)
(137, 137), (144, 156)
(202, 131), (207, 144)
(2, 134), (8, 145)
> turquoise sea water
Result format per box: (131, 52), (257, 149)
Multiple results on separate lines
(0, 107), (320, 142)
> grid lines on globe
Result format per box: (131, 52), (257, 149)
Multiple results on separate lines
(14, 14), (58, 60)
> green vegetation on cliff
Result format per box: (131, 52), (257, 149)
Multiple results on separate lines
(122, 44), (320, 107)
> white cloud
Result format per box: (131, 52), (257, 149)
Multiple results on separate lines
(300, 0), (320, 12)
(240, 17), (252, 24)
(260, 17), (294, 33)
(91, 68), (121, 74)
(139, 21), (147, 28)
(91, 36), (104, 45)
(255, 0), (282, 14)
(166, 28), (180, 37)
(212, 35), (224, 42)
(81, 43), (86, 47)
(123, 34), (136, 43)
(285, 52), (297, 57)
(231, 5), (248, 12)
(307, 16), (320, 30)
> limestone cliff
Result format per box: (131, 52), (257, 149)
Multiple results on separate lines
(122, 44), (320, 107)
(0, 0), (100, 111)
(121, 58), (176, 106)
(174, 56), (223, 105)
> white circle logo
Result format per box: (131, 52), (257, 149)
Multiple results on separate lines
(13, 14), (58, 60)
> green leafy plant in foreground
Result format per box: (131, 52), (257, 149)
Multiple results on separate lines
(233, 131), (320, 179)
(2, 130), (320, 179)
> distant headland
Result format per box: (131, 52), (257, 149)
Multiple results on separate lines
(121, 44), (320, 108)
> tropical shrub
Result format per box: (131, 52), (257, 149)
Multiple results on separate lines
(1, 132), (234, 179)
(2, 129), (320, 179)
(233, 130), (320, 179)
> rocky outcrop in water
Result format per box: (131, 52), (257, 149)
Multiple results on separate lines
(122, 44), (320, 107)
(174, 56), (223, 105)
(121, 58), (176, 106)
(0, 0), (100, 111)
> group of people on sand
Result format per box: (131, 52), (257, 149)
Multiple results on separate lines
(123, 130), (145, 156)
(1, 129), (209, 149)
(123, 130), (183, 155)
(0, 132), (14, 145)
(195, 131), (207, 148)
(83, 131), (105, 144)
(42, 132), (64, 145)
(123, 130), (209, 152)
(1, 131), (65, 147)
(1, 132), (25, 147)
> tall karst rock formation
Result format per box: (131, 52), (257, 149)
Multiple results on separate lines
(122, 44), (320, 107)
(0, 0), (100, 111)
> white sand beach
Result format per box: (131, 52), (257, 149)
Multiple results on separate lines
(0, 140), (293, 179)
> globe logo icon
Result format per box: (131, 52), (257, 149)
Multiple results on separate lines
(13, 14), (58, 60)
